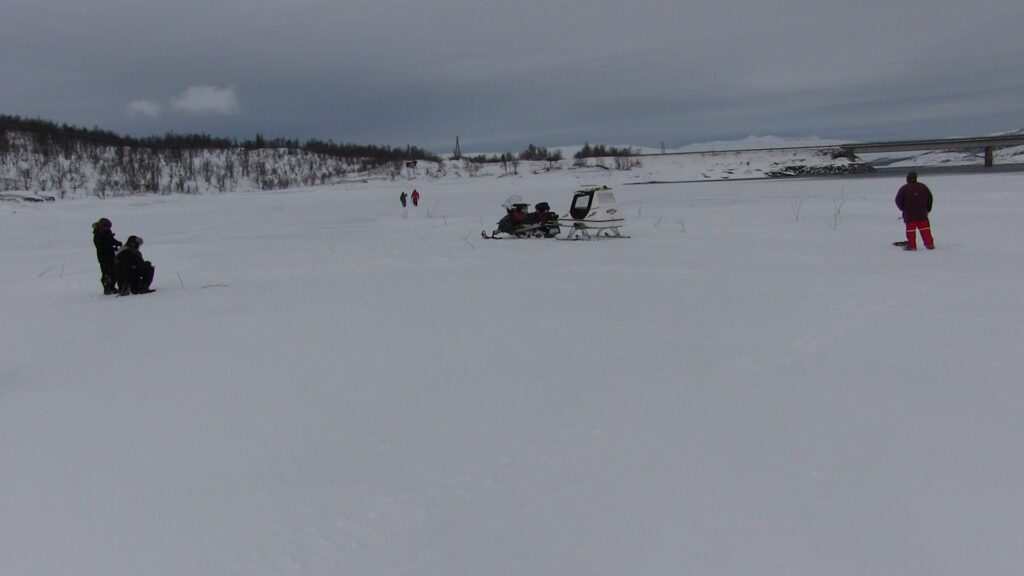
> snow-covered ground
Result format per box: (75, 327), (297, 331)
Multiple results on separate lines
(2, 166), (1023, 576)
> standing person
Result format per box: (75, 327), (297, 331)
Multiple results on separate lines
(92, 218), (122, 295)
(895, 171), (935, 250)
(400, 191), (408, 207)
(115, 236), (156, 295)
(411, 189), (420, 207)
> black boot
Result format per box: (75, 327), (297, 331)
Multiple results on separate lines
(102, 273), (118, 294)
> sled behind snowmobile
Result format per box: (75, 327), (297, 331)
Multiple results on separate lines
(558, 186), (628, 239)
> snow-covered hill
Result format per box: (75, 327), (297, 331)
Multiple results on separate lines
(2, 129), (871, 200)
(0, 131), (388, 199)
(3, 126), (1023, 203)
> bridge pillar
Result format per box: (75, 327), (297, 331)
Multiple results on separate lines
(984, 147), (994, 168)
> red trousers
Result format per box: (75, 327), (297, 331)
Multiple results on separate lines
(905, 218), (934, 250)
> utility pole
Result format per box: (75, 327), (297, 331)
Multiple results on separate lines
(453, 136), (462, 160)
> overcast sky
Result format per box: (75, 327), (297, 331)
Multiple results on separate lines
(2, 0), (1022, 152)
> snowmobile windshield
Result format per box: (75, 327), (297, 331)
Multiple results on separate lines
(502, 195), (525, 211)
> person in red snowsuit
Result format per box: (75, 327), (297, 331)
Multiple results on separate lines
(411, 189), (420, 207)
(895, 171), (934, 250)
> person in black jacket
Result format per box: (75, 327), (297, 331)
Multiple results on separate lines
(895, 171), (935, 250)
(115, 236), (155, 295)
(92, 218), (122, 294)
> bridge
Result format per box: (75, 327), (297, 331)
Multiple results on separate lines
(639, 134), (1024, 167)
(838, 134), (1024, 167)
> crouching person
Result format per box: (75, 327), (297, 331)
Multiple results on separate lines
(115, 236), (155, 295)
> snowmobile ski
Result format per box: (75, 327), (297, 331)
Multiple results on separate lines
(556, 233), (631, 241)
(481, 229), (557, 239)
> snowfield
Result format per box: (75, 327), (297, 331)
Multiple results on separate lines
(2, 163), (1023, 576)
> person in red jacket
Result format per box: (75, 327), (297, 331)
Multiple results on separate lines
(895, 171), (934, 250)
(411, 189), (420, 207)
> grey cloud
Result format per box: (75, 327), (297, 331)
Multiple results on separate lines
(127, 100), (162, 118)
(170, 86), (241, 115)
(1, 0), (1022, 151)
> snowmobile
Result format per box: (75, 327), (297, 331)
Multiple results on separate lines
(558, 186), (628, 239)
(481, 196), (561, 239)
